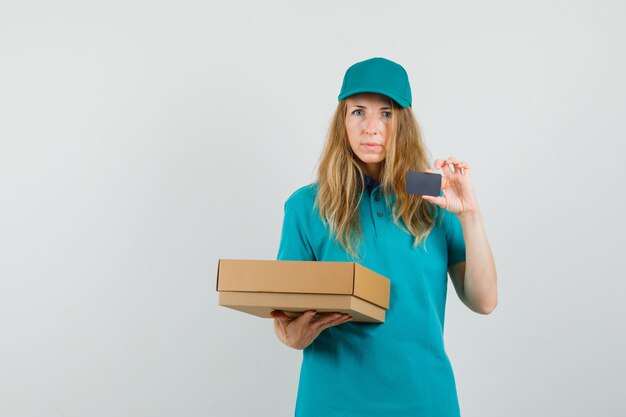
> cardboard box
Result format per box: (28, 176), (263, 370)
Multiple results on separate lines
(216, 259), (391, 323)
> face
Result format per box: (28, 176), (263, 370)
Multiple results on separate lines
(345, 93), (393, 179)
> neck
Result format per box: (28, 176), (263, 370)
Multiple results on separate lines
(364, 163), (381, 182)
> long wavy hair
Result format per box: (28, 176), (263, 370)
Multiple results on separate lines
(314, 97), (440, 259)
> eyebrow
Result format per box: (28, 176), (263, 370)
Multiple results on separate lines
(351, 104), (392, 110)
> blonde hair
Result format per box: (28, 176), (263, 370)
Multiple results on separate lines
(314, 98), (440, 259)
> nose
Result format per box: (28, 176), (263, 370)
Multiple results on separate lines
(363, 114), (379, 135)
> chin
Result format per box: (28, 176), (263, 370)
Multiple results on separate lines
(358, 154), (385, 164)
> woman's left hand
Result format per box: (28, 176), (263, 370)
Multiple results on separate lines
(422, 156), (480, 217)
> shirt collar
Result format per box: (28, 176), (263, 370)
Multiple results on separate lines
(363, 174), (380, 189)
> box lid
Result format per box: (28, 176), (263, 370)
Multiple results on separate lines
(216, 259), (390, 309)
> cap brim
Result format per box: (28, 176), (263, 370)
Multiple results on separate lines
(338, 88), (411, 108)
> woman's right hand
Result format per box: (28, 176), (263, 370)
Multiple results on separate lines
(269, 310), (353, 350)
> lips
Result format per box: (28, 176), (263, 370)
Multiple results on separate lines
(362, 143), (383, 151)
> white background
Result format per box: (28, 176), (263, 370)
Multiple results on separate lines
(1, 1), (625, 416)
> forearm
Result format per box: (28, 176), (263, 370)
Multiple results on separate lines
(458, 210), (498, 314)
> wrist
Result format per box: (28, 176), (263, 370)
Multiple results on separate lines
(458, 209), (482, 221)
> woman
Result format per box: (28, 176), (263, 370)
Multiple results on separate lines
(270, 57), (497, 417)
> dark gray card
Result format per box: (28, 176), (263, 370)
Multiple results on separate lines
(406, 171), (442, 196)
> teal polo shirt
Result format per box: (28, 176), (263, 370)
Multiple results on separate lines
(277, 176), (466, 417)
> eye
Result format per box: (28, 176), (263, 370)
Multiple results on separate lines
(352, 109), (364, 116)
(382, 111), (392, 118)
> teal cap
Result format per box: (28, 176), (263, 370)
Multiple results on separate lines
(338, 57), (412, 108)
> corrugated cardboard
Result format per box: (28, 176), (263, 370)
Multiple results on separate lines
(216, 259), (391, 323)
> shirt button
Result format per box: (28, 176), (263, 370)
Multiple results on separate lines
(374, 194), (380, 201)
(377, 211), (383, 217)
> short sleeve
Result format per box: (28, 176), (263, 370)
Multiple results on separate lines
(276, 199), (316, 261)
(444, 210), (466, 267)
